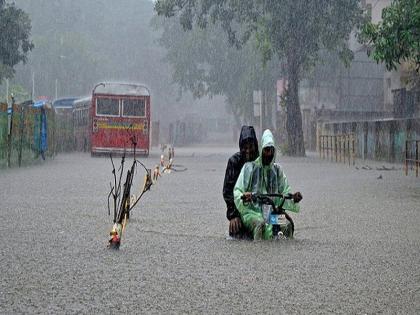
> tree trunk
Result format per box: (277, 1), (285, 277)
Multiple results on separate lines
(285, 55), (305, 156)
(230, 104), (243, 130)
(228, 102), (243, 142)
(261, 89), (266, 131)
(264, 86), (275, 131)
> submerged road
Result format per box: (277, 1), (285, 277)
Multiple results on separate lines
(1, 146), (419, 314)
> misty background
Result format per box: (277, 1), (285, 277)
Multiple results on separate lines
(1, 0), (418, 152)
(2, 0), (232, 144)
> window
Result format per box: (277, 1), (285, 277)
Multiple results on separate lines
(96, 98), (119, 116)
(122, 99), (145, 117)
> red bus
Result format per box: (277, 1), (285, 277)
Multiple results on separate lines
(73, 82), (151, 156)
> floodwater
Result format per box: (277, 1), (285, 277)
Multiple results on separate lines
(0, 147), (419, 314)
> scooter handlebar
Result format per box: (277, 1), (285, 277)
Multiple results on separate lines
(240, 192), (293, 201)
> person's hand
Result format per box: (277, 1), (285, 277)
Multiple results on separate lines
(293, 192), (303, 203)
(242, 192), (252, 202)
(229, 217), (242, 235)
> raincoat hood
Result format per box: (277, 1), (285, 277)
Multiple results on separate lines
(257, 129), (276, 166)
(238, 125), (258, 151)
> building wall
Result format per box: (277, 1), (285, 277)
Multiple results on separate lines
(366, 0), (391, 24)
(338, 50), (385, 112)
(364, 0), (404, 111)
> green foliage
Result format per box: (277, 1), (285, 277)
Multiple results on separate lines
(24, 32), (100, 97)
(154, 14), (282, 124)
(0, 84), (29, 103)
(9, 0), (178, 107)
(359, 0), (420, 72)
(155, 0), (362, 155)
(0, 1), (34, 82)
(155, 0), (362, 75)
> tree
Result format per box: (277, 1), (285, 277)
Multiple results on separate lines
(0, 0), (33, 82)
(12, 0), (179, 117)
(155, 0), (362, 156)
(154, 15), (281, 129)
(360, 0), (420, 73)
(0, 83), (29, 103)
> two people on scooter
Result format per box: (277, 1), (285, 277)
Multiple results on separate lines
(234, 129), (302, 240)
(223, 126), (259, 238)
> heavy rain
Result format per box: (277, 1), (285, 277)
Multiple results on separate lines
(0, 0), (419, 313)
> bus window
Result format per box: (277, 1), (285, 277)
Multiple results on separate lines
(97, 98), (119, 116)
(122, 99), (145, 117)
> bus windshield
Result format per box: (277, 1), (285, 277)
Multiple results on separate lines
(122, 99), (145, 117)
(97, 98), (119, 116)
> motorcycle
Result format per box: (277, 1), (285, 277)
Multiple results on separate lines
(241, 193), (297, 239)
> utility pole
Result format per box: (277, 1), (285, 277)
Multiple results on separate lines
(6, 79), (9, 104)
(55, 79), (58, 100)
(7, 92), (15, 168)
(31, 71), (35, 100)
(253, 90), (263, 136)
(6, 79), (11, 135)
(259, 90), (263, 134)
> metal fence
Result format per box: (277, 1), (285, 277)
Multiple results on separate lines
(319, 134), (356, 165)
(405, 140), (419, 177)
(0, 102), (56, 168)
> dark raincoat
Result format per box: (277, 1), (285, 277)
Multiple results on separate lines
(223, 126), (259, 221)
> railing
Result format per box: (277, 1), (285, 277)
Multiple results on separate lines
(0, 102), (56, 168)
(405, 140), (419, 177)
(319, 134), (356, 165)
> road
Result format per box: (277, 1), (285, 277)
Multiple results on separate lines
(1, 146), (419, 314)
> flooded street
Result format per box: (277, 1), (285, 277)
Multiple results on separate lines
(1, 147), (419, 314)
(1, 0), (419, 313)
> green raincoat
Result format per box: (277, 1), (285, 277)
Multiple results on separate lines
(233, 129), (299, 240)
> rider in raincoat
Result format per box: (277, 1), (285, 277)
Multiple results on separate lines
(233, 129), (302, 240)
(223, 126), (259, 238)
